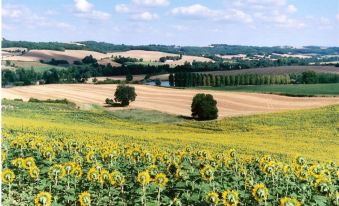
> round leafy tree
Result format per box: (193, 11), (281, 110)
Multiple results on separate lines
(114, 85), (137, 106)
(191, 93), (218, 120)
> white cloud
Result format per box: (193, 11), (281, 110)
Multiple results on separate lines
(76, 10), (111, 20)
(115, 4), (130, 13)
(336, 14), (339, 22)
(74, 0), (92, 12)
(171, 4), (252, 24)
(220, 9), (253, 23)
(132, 0), (169, 6)
(2, 4), (25, 18)
(287, 4), (297, 13)
(73, 0), (110, 20)
(132, 11), (158, 21)
(2, 4), (76, 30)
(171, 4), (217, 18)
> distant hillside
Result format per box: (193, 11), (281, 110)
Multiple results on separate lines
(3, 39), (339, 56)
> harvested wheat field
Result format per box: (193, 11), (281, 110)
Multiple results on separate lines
(109, 50), (213, 64)
(3, 84), (338, 118)
(3, 49), (113, 64)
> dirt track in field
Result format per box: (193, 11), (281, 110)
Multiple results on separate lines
(2, 84), (338, 118)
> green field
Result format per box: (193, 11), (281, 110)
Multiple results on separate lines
(2, 99), (338, 161)
(195, 83), (339, 96)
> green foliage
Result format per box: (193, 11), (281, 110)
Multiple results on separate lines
(169, 73), (174, 86)
(155, 79), (161, 86)
(196, 83), (339, 96)
(113, 56), (141, 64)
(114, 85), (137, 106)
(191, 93), (218, 120)
(27, 98), (76, 106)
(126, 73), (133, 82)
(82, 55), (98, 64)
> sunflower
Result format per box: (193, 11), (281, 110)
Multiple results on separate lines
(42, 148), (55, 161)
(73, 155), (83, 165)
(87, 167), (99, 182)
(200, 165), (214, 181)
(222, 190), (239, 206)
(1, 168), (15, 184)
(34, 192), (52, 206)
(12, 157), (25, 169)
(228, 149), (236, 158)
(24, 157), (36, 169)
(167, 162), (180, 177)
(314, 176), (331, 194)
(206, 192), (219, 205)
(48, 164), (66, 181)
(308, 164), (323, 178)
(109, 171), (125, 186)
(294, 156), (306, 166)
(71, 165), (83, 179)
(148, 165), (158, 178)
(79, 191), (91, 206)
(279, 197), (301, 206)
(295, 168), (309, 181)
(64, 162), (76, 175)
(137, 170), (151, 186)
(252, 183), (269, 203)
(99, 169), (110, 185)
(29, 166), (40, 180)
(86, 151), (96, 163)
(154, 173), (168, 188)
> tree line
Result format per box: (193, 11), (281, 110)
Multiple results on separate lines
(173, 71), (339, 87)
(3, 39), (339, 56)
(2, 54), (339, 87)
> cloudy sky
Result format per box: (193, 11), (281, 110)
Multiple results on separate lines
(2, 0), (339, 46)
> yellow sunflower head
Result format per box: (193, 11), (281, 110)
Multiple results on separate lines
(167, 162), (180, 177)
(222, 190), (239, 206)
(148, 165), (159, 178)
(71, 165), (83, 179)
(314, 176), (331, 194)
(154, 173), (168, 188)
(64, 162), (76, 175)
(252, 183), (269, 202)
(200, 165), (214, 181)
(24, 157), (36, 169)
(99, 169), (110, 185)
(48, 164), (66, 180)
(206, 192), (219, 205)
(29, 166), (40, 180)
(137, 170), (151, 186)
(34, 192), (52, 206)
(87, 167), (99, 182)
(1, 168), (15, 184)
(109, 171), (125, 186)
(86, 151), (96, 163)
(12, 157), (25, 169)
(79, 191), (91, 206)
(279, 197), (302, 206)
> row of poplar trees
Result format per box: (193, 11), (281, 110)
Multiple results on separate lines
(173, 72), (291, 87)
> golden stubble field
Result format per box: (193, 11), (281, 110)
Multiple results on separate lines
(2, 49), (213, 66)
(2, 84), (339, 117)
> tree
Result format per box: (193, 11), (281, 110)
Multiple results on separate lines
(126, 73), (133, 82)
(169, 73), (174, 86)
(302, 71), (317, 84)
(82, 55), (97, 64)
(155, 79), (161, 86)
(114, 85), (137, 106)
(191, 93), (218, 120)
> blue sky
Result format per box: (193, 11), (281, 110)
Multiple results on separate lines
(2, 0), (339, 46)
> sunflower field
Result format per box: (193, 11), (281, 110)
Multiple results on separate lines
(1, 100), (338, 205)
(2, 130), (338, 206)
